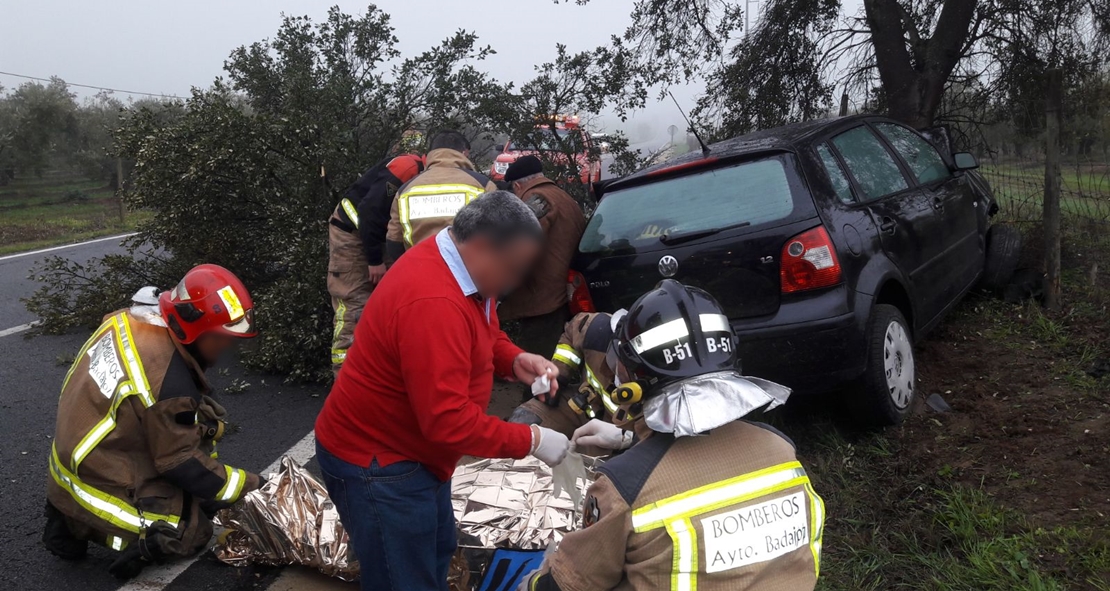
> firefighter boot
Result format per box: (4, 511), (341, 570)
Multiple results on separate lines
(42, 502), (88, 560)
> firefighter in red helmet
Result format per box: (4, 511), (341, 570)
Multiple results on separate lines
(44, 264), (263, 580)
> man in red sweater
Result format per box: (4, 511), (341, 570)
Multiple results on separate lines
(315, 191), (571, 591)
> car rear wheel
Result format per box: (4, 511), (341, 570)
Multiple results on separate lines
(853, 304), (915, 427)
(980, 224), (1021, 292)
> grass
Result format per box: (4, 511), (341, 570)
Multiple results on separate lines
(0, 174), (148, 255)
(981, 162), (1110, 221)
(778, 221), (1110, 590)
(802, 426), (1110, 591)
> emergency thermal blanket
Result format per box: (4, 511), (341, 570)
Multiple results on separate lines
(213, 456), (359, 581)
(451, 455), (599, 550)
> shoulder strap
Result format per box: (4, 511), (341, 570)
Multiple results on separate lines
(596, 433), (675, 505)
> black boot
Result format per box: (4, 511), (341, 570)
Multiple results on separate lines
(42, 502), (88, 560)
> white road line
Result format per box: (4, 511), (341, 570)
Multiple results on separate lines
(115, 430), (318, 591)
(0, 232), (138, 262)
(0, 322), (37, 338)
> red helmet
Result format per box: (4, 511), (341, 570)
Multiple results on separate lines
(159, 264), (257, 344)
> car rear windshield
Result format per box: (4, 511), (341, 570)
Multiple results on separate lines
(580, 154), (812, 254)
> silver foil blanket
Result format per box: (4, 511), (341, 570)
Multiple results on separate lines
(214, 456), (358, 581)
(213, 454), (599, 580)
(450, 455), (599, 550)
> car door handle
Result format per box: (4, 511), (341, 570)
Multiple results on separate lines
(880, 217), (896, 235)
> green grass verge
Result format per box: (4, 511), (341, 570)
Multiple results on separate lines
(0, 175), (147, 255)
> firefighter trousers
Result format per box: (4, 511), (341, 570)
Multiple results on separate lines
(327, 222), (373, 371)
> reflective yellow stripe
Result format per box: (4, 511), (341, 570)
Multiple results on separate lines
(583, 364), (619, 415)
(332, 300), (346, 365)
(50, 444), (179, 534)
(632, 461), (806, 530)
(552, 344), (581, 369)
(116, 315), (153, 408)
(216, 465), (247, 502)
(630, 461), (822, 590)
(805, 481), (825, 577)
(70, 314), (154, 472)
(108, 535), (125, 551)
(331, 349), (347, 364)
(397, 184), (484, 246)
(340, 198), (360, 229)
(665, 518), (697, 591)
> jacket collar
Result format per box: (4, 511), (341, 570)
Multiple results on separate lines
(513, 175), (555, 197)
(435, 228), (478, 297)
(425, 148), (477, 171)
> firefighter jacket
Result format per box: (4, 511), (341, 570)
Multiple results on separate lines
(550, 312), (622, 422)
(329, 155), (420, 266)
(535, 420), (825, 591)
(386, 148), (495, 254)
(497, 176), (587, 322)
(47, 310), (260, 553)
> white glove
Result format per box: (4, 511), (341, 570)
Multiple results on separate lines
(530, 425), (570, 467)
(572, 419), (633, 451)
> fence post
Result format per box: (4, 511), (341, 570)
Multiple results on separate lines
(115, 156), (126, 225)
(1043, 69), (1063, 310)
(839, 93), (849, 117)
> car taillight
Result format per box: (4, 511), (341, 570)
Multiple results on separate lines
(567, 270), (596, 314)
(780, 226), (842, 293)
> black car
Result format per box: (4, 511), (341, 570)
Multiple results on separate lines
(568, 115), (1017, 426)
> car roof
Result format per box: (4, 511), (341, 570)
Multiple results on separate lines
(609, 114), (879, 189)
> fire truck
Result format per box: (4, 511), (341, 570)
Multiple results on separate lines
(490, 115), (603, 186)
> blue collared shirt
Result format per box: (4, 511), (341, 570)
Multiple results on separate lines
(436, 228), (491, 322)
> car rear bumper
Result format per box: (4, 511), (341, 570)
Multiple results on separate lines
(731, 287), (869, 393)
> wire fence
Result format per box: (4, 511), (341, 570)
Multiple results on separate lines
(969, 77), (1110, 230)
(980, 152), (1110, 225)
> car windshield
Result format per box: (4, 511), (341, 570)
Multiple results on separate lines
(507, 128), (573, 151)
(580, 155), (801, 254)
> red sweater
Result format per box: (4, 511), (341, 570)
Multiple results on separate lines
(315, 235), (533, 481)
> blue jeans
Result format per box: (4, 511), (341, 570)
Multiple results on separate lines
(316, 442), (456, 591)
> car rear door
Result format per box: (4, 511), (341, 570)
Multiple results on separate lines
(829, 125), (947, 327)
(871, 122), (984, 302)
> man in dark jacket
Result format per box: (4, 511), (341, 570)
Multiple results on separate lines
(498, 156), (587, 357)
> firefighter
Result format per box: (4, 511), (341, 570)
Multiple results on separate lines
(521, 280), (825, 591)
(508, 311), (631, 452)
(43, 264), (263, 580)
(385, 130), (496, 261)
(498, 156), (587, 357)
(328, 154), (424, 371)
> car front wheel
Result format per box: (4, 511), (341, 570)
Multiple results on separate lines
(853, 304), (916, 427)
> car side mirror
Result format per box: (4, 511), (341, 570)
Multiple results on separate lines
(494, 144), (505, 153)
(953, 152), (979, 170)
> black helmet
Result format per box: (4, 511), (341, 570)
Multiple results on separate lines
(614, 280), (737, 396)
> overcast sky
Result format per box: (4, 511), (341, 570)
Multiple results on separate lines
(1, 0), (862, 140)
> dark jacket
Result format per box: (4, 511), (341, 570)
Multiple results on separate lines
(498, 176), (587, 321)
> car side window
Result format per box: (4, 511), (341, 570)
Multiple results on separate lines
(831, 126), (910, 201)
(816, 144), (855, 204)
(874, 123), (950, 185)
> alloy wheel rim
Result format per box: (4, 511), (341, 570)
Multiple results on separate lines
(883, 320), (915, 409)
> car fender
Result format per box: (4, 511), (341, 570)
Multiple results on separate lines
(852, 253), (916, 336)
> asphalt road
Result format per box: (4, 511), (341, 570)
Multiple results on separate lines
(0, 235), (335, 591)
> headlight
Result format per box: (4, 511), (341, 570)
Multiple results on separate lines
(494, 162), (510, 174)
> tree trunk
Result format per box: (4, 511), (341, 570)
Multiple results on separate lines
(863, 0), (978, 128)
(1043, 69), (1063, 310)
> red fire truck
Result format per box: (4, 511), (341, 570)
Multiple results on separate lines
(490, 115), (603, 186)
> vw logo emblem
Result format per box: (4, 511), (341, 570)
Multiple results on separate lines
(658, 255), (679, 278)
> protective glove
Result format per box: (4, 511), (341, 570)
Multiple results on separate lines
(572, 419), (633, 451)
(529, 425), (570, 467)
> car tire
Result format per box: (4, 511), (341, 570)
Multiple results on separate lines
(980, 224), (1021, 292)
(852, 304), (915, 428)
